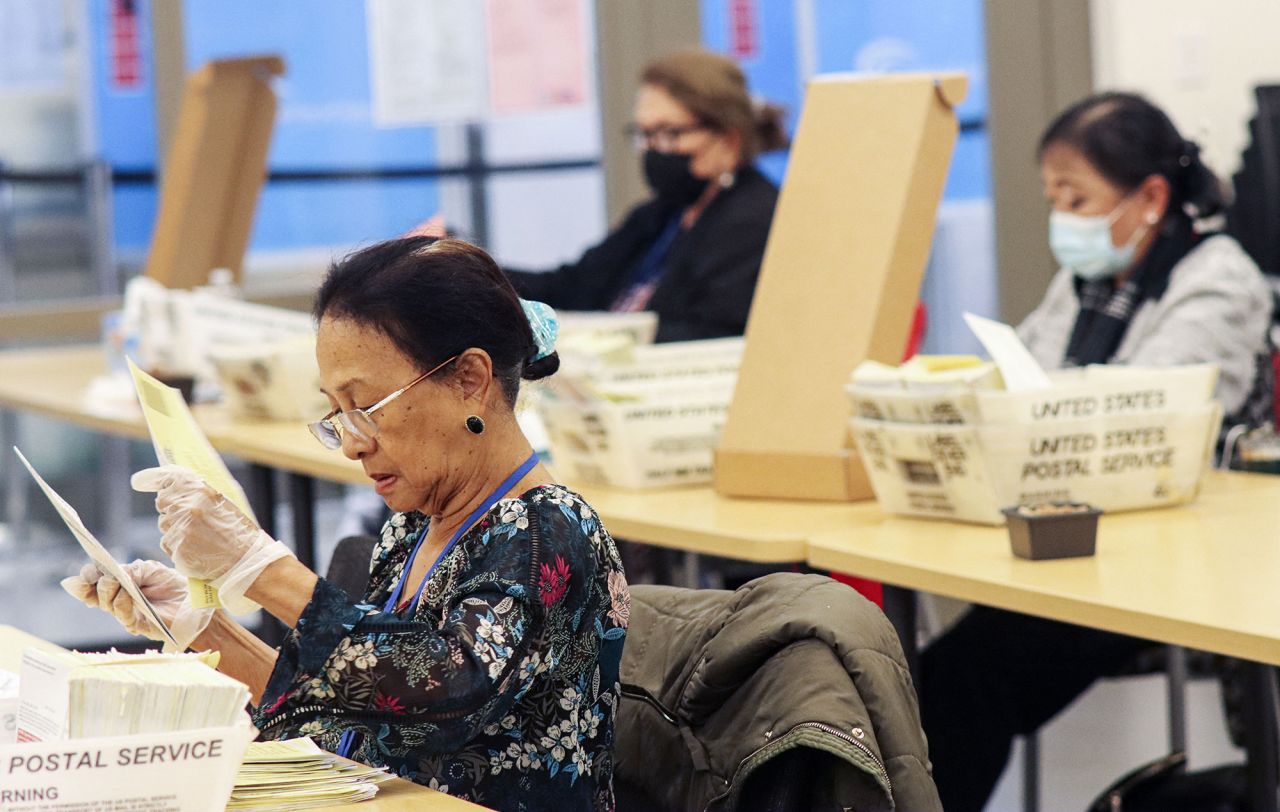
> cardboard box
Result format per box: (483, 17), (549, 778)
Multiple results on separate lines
(846, 363), (1217, 426)
(145, 55), (285, 289)
(715, 72), (968, 501)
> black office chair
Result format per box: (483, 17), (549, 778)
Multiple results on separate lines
(325, 535), (378, 601)
(1228, 85), (1280, 280)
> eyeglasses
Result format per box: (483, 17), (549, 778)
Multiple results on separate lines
(308, 355), (457, 450)
(624, 122), (708, 153)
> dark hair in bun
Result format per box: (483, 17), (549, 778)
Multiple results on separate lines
(1039, 91), (1225, 221)
(522, 352), (560, 381)
(642, 49), (789, 163)
(314, 236), (557, 406)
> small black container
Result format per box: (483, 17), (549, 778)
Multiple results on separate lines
(1001, 502), (1102, 561)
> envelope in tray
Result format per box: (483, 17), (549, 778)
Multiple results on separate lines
(210, 335), (329, 422)
(539, 380), (735, 489)
(974, 363), (1219, 425)
(847, 358), (1003, 425)
(850, 401), (1222, 525)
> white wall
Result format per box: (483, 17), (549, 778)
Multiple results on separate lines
(1090, 0), (1280, 179)
(0, 0), (83, 165)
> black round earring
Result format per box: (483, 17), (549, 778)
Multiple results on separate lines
(465, 415), (486, 435)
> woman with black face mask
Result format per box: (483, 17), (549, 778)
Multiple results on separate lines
(504, 49), (787, 342)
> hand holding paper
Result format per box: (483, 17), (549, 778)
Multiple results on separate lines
(15, 447), (182, 651)
(132, 465), (294, 614)
(61, 559), (214, 650)
(127, 359), (260, 609)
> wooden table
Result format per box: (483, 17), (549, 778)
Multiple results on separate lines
(0, 344), (830, 567)
(0, 625), (485, 811)
(808, 473), (1280, 666)
(6, 344), (1280, 809)
(807, 477), (1280, 812)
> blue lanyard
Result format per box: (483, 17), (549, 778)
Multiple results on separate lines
(618, 215), (682, 296)
(383, 451), (540, 614)
(338, 451), (539, 759)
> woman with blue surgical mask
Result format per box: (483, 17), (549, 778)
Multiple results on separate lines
(919, 92), (1274, 812)
(1018, 92), (1272, 422)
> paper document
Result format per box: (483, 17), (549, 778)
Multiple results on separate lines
(366, 0), (487, 125)
(963, 312), (1052, 392)
(227, 737), (394, 810)
(127, 359), (256, 518)
(14, 447), (180, 650)
(128, 359), (258, 609)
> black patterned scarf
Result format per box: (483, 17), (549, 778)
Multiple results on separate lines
(1063, 216), (1198, 367)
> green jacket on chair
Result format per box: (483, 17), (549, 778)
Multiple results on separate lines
(615, 573), (941, 811)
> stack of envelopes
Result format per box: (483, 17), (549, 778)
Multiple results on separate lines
(228, 737), (395, 810)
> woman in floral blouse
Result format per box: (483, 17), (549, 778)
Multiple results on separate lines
(64, 237), (629, 811)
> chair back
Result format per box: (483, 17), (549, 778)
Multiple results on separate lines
(325, 535), (377, 601)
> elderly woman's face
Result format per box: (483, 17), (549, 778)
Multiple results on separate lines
(316, 316), (469, 515)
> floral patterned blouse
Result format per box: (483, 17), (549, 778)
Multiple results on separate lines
(251, 484), (629, 812)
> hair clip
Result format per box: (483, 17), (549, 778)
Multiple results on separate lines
(520, 299), (558, 363)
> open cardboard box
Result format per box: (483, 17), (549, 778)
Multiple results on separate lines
(0, 56), (296, 343)
(145, 55), (285, 289)
(714, 72), (967, 501)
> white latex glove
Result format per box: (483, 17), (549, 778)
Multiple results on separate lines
(60, 559), (213, 652)
(131, 465), (295, 615)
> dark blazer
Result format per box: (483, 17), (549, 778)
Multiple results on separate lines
(506, 166), (778, 342)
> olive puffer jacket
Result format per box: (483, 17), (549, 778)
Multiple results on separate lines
(615, 573), (940, 812)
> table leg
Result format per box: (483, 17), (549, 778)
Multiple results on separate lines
(99, 436), (131, 559)
(1243, 661), (1279, 812)
(247, 465), (276, 538)
(245, 465), (285, 647)
(1166, 644), (1188, 753)
(1021, 733), (1040, 812)
(1, 410), (27, 552)
(881, 584), (918, 680)
(681, 551), (701, 589)
(288, 473), (316, 572)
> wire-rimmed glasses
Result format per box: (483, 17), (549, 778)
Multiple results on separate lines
(308, 355), (457, 450)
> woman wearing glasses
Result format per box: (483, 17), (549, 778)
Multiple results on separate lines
(505, 48), (787, 342)
(63, 237), (630, 812)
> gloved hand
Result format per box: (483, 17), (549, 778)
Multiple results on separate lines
(131, 465), (295, 615)
(60, 559), (213, 652)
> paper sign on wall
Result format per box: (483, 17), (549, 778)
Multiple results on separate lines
(366, 0), (488, 125)
(486, 0), (590, 113)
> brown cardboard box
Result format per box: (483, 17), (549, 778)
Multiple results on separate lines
(714, 72), (968, 501)
(144, 56), (285, 289)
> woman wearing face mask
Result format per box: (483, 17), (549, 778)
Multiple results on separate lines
(1019, 91), (1273, 426)
(505, 49), (787, 342)
(918, 93), (1273, 812)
